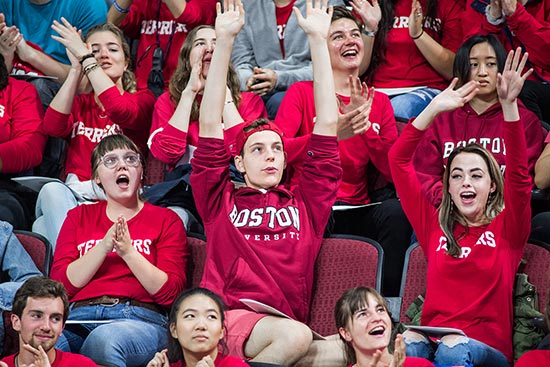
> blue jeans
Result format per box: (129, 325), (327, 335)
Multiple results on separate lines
(262, 91), (286, 120)
(406, 337), (510, 367)
(56, 302), (168, 367)
(32, 182), (78, 250)
(0, 221), (43, 354)
(390, 87), (441, 120)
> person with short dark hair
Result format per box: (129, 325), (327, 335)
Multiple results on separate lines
(190, 0), (342, 365)
(147, 288), (249, 367)
(1, 276), (97, 367)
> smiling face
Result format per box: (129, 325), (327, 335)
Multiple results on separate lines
(12, 297), (64, 356)
(170, 294), (224, 361)
(234, 130), (286, 190)
(189, 27), (216, 79)
(469, 42), (498, 101)
(95, 147), (143, 203)
(339, 293), (392, 356)
(328, 18), (364, 73)
(448, 152), (496, 226)
(87, 30), (128, 83)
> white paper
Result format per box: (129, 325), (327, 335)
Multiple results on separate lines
(376, 86), (428, 97)
(405, 325), (466, 338)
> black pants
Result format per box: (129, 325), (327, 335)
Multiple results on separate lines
(531, 211), (550, 245)
(330, 198), (413, 297)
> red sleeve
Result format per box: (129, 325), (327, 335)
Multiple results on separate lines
(51, 206), (82, 298)
(0, 80), (46, 173)
(149, 209), (188, 306)
(389, 123), (440, 251)
(502, 118), (532, 251)
(148, 92), (189, 166)
(118, 0), (146, 39)
(274, 82), (311, 138)
(237, 92), (267, 122)
(190, 137), (235, 224)
(412, 122), (445, 207)
(43, 106), (74, 138)
(362, 92), (398, 182)
(97, 87), (156, 132)
(295, 134), (342, 237)
(175, 0), (217, 26)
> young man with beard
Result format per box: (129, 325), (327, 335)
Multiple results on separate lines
(1, 277), (96, 367)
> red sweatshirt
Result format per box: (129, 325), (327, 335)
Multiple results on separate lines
(119, 0), (217, 91)
(170, 355), (249, 367)
(514, 350), (550, 367)
(413, 101), (543, 207)
(0, 77), (45, 174)
(190, 135), (342, 323)
(43, 86), (155, 181)
(275, 80), (397, 204)
(389, 119), (532, 363)
(369, 0), (463, 90)
(463, 1), (550, 81)
(51, 201), (188, 307)
(148, 91), (266, 168)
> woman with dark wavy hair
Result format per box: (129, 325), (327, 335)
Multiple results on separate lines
(147, 288), (249, 367)
(33, 20), (156, 249)
(148, 24), (266, 172)
(348, 0), (462, 120)
(389, 48), (533, 366)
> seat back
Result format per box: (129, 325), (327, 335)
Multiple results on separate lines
(522, 241), (550, 311)
(13, 230), (53, 276)
(186, 233), (207, 288)
(144, 153), (167, 186)
(398, 242), (427, 323)
(308, 235), (384, 336)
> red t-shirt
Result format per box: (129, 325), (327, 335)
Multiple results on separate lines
(2, 350), (97, 367)
(275, 0), (296, 58)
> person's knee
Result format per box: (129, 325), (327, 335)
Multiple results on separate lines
(80, 327), (125, 365)
(404, 331), (433, 360)
(434, 336), (471, 366)
(253, 318), (312, 362)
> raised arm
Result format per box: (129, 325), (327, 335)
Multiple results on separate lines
(198, 0), (245, 139)
(107, 0), (133, 26)
(411, 78), (479, 131)
(496, 47), (532, 122)
(294, 0), (337, 137)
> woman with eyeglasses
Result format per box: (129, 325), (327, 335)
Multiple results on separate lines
(32, 20), (156, 249)
(51, 133), (188, 367)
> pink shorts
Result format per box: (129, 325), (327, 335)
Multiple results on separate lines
(225, 309), (267, 359)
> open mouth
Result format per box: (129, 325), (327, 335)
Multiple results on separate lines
(342, 49), (358, 58)
(368, 325), (385, 336)
(116, 174), (130, 187)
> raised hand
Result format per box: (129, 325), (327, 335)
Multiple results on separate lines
(215, 0), (245, 40)
(497, 48), (532, 104)
(146, 349), (170, 367)
(408, 0), (424, 39)
(188, 47), (206, 94)
(51, 17), (90, 61)
(293, 0), (333, 40)
(431, 78), (479, 113)
(350, 0), (381, 33)
(0, 23), (21, 57)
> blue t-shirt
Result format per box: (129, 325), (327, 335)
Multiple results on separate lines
(0, 0), (107, 64)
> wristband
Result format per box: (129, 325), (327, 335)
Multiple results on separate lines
(485, 5), (505, 25)
(79, 53), (95, 65)
(84, 62), (101, 76)
(362, 27), (377, 38)
(113, 0), (130, 14)
(411, 29), (424, 40)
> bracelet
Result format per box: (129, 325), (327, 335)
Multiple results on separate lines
(113, 0), (130, 14)
(362, 27), (377, 38)
(485, 5), (505, 25)
(411, 29), (424, 40)
(84, 62), (101, 76)
(78, 53), (95, 65)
